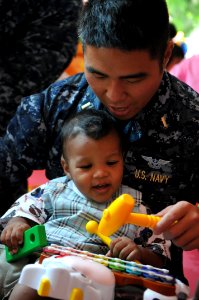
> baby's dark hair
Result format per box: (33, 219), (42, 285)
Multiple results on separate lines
(61, 109), (122, 159)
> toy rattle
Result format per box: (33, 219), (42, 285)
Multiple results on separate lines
(86, 194), (161, 247)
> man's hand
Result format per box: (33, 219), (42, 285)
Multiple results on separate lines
(0, 217), (31, 254)
(154, 201), (199, 250)
(106, 236), (142, 261)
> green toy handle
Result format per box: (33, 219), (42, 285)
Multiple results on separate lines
(5, 224), (48, 262)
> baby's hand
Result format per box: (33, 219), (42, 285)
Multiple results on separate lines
(107, 236), (142, 261)
(0, 217), (31, 254)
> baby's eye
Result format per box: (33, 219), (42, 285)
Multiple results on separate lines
(107, 161), (118, 166)
(79, 164), (92, 169)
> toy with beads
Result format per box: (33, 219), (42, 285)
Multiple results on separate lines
(40, 244), (176, 297)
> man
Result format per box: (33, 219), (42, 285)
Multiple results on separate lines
(0, 0), (199, 282)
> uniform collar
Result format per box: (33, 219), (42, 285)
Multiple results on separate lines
(134, 71), (171, 123)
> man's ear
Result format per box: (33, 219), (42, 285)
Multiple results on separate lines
(61, 155), (71, 178)
(163, 40), (174, 69)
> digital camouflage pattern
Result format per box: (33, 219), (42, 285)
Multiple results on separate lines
(0, 0), (82, 208)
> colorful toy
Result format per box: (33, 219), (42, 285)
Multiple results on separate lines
(5, 224), (48, 262)
(86, 194), (161, 246)
(18, 244), (189, 300)
(40, 245), (176, 297)
(18, 254), (115, 300)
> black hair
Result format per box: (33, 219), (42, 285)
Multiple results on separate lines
(169, 23), (177, 39)
(61, 109), (122, 159)
(78, 0), (169, 62)
(170, 44), (185, 60)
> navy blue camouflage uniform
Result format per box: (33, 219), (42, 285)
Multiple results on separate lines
(0, 0), (82, 208)
(0, 71), (199, 282)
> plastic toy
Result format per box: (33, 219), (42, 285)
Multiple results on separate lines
(39, 245), (190, 299)
(19, 247), (189, 300)
(5, 224), (48, 262)
(86, 194), (161, 246)
(18, 254), (115, 300)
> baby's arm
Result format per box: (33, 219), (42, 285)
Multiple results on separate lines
(107, 236), (164, 268)
(0, 217), (37, 254)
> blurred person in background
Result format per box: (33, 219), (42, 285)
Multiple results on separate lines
(167, 22), (186, 71)
(0, 0), (82, 215)
(170, 54), (199, 93)
(166, 43), (185, 71)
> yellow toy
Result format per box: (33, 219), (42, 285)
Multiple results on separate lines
(86, 194), (161, 247)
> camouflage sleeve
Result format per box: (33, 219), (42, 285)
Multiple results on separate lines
(0, 74), (81, 192)
(0, 92), (48, 181)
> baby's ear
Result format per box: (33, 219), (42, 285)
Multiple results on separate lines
(61, 155), (70, 177)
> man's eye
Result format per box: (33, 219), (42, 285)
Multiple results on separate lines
(93, 73), (105, 79)
(125, 78), (143, 84)
(107, 161), (118, 166)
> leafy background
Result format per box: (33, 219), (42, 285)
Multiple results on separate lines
(167, 0), (199, 36)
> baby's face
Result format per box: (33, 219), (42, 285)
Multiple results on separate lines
(64, 132), (123, 203)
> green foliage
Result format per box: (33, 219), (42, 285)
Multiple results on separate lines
(166, 0), (199, 36)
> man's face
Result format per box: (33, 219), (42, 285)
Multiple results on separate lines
(84, 46), (164, 120)
(62, 131), (124, 203)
